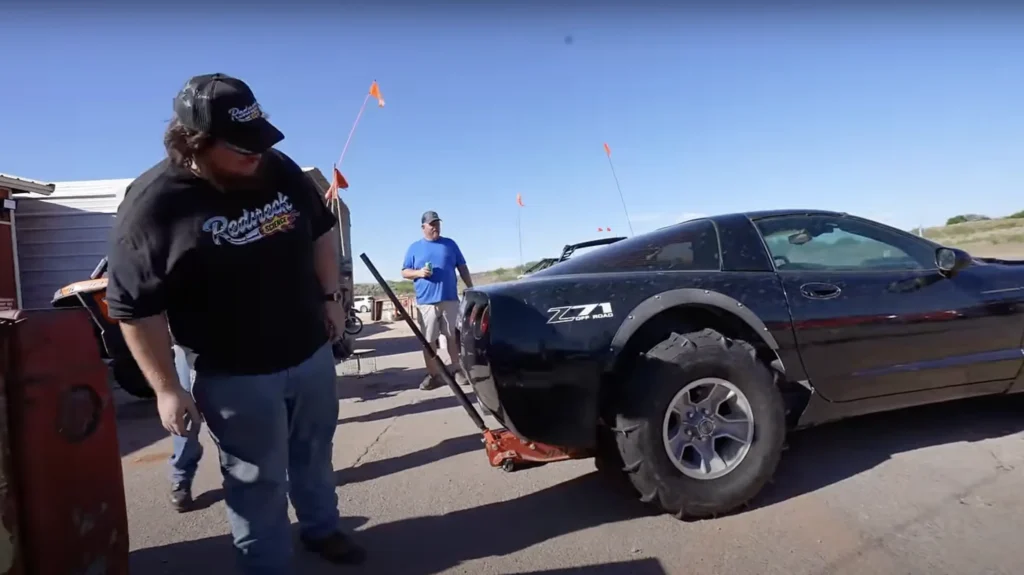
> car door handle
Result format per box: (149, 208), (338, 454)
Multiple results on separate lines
(800, 282), (842, 300)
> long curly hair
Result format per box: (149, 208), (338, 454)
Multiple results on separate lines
(163, 118), (214, 168)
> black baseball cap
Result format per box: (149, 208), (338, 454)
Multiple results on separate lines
(172, 73), (285, 155)
(421, 211), (441, 225)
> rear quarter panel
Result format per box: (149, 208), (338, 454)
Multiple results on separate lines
(466, 269), (795, 447)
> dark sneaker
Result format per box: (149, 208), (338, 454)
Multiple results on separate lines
(170, 482), (193, 513)
(300, 531), (367, 565)
(419, 374), (443, 390)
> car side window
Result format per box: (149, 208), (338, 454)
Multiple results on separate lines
(755, 215), (934, 272)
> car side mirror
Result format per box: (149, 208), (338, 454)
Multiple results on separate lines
(936, 247), (971, 275)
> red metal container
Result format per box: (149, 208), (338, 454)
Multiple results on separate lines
(1, 309), (129, 574)
(0, 314), (24, 574)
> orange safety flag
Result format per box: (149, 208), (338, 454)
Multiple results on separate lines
(516, 193), (524, 207)
(333, 166), (349, 189)
(369, 80), (385, 108)
(603, 142), (611, 157)
(324, 164), (349, 201)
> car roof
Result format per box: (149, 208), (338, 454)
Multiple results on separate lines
(720, 209), (847, 222)
(645, 210), (850, 233)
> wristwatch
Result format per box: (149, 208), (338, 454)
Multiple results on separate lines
(324, 290), (343, 302)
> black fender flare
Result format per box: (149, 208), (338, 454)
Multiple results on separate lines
(607, 288), (784, 371)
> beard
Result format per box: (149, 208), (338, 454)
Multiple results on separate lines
(198, 156), (272, 192)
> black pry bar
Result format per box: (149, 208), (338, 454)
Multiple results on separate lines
(359, 253), (487, 432)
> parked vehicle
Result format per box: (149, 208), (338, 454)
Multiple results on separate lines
(51, 257), (155, 398)
(458, 209), (1024, 519)
(353, 295), (374, 313)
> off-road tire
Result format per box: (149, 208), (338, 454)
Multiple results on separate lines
(111, 357), (155, 399)
(612, 328), (785, 519)
(594, 424), (624, 474)
(595, 423), (639, 496)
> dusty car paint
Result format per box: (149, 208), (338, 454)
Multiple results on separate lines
(459, 209), (1024, 449)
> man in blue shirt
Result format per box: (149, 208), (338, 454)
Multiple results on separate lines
(402, 210), (474, 390)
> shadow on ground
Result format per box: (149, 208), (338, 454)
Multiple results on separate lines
(335, 432), (483, 486)
(753, 392), (1024, 511)
(514, 560), (668, 574)
(157, 421), (485, 513)
(324, 484), (658, 575)
(129, 473), (656, 575)
(350, 319), (389, 339)
(336, 366), (429, 402)
(348, 333), (424, 359)
(337, 391), (474, 424)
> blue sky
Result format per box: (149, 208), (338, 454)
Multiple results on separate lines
(2, 7), (1022, 283)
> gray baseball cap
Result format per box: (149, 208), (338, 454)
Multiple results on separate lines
(421, 210), (441, 225)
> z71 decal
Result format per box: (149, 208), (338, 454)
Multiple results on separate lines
(546, 302), (614, 324)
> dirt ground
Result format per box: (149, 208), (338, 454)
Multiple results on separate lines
(117, 319), (1024, 575)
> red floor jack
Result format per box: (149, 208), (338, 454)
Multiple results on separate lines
(359, 254), (592, 472)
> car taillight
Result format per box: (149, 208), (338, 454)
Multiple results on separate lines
(477, 306), (490, 339)
(465, 301), (490, 340)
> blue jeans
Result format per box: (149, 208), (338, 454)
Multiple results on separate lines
(169, 345), (203, 485)
(192, 342), (341, 575)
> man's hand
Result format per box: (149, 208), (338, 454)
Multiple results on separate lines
(120, 315), (199, 437)
(402, 268), (430, 280)
(325, 300), (346, 342)
(156, 386), (200, 437)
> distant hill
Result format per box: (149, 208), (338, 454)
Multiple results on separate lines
(920, 213), (1024, 249)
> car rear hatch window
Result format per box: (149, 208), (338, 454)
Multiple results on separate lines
(531, 218), (721, 276)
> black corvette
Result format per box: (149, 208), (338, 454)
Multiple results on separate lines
(458, 209), (1024, 519)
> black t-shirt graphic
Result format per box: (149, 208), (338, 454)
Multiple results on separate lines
(106, 150), (337, 375)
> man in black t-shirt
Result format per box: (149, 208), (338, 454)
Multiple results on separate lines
(106, 73), (365, 573)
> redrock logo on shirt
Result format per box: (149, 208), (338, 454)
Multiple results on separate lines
(202, 192), (300, 246)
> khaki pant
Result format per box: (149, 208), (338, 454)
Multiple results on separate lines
(416, 300), (460, 345)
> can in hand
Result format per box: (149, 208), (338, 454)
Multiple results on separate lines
(424, 262), (433, 273)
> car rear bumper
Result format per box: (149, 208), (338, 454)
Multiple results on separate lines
(457, 291), (600, 449)
(457, 294), (505, 423)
